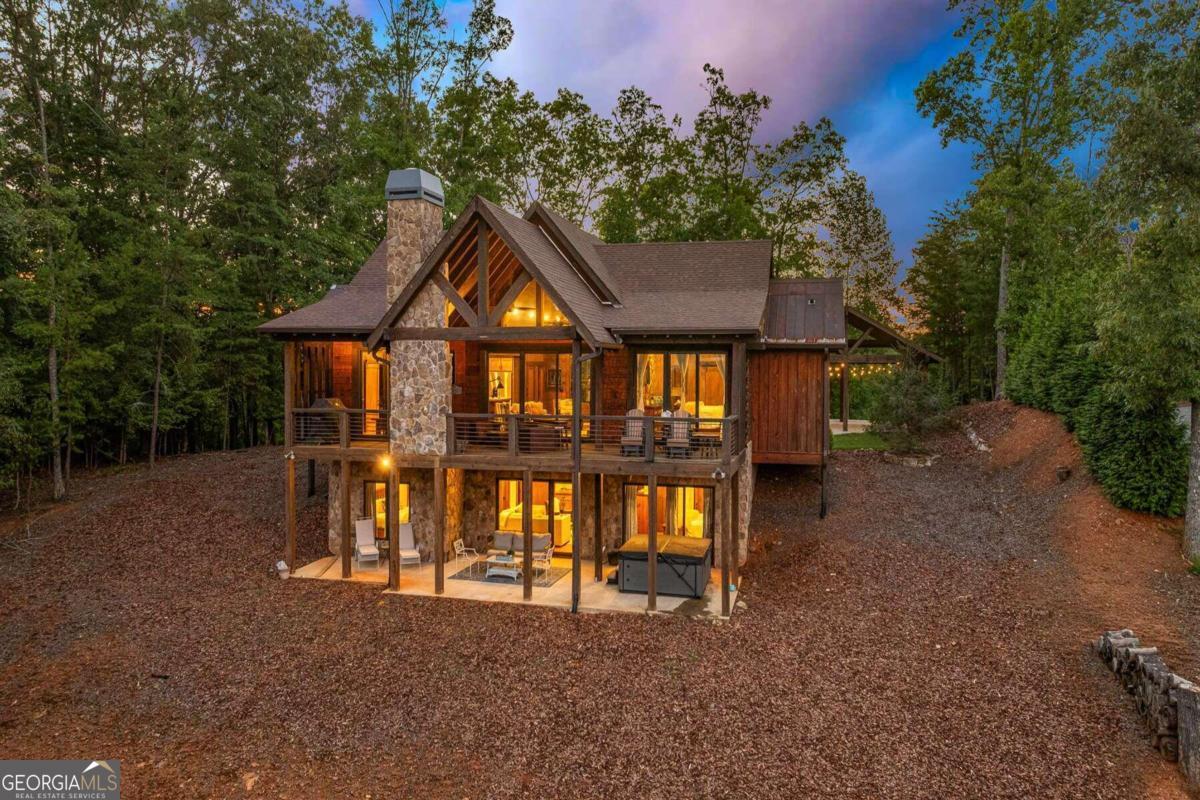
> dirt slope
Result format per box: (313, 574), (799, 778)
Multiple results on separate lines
(0, 403), (1196, 799)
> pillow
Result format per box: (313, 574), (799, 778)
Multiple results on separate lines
(532, 534), (552, 551)
(493, 532), (513, 551)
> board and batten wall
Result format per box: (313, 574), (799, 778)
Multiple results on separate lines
(749, 349), (826, 465)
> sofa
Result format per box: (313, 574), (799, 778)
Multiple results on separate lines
(488, 531), (553, 557)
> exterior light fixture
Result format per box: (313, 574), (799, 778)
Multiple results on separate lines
(378, 454), (392, 470)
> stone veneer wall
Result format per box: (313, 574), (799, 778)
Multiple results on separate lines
(328, 465), (436, 556)
(388, 198), (449, 457)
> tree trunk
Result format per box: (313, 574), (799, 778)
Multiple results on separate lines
(994, 209), (1013, 400)
(148, 324), (164, 467)
(29, 44), (66, 500)
(1185, 401), (1200, 561)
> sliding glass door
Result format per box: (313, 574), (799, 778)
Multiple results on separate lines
(485, 351), (593, 419)
(635, 351), (726, 426)
(622, 483), (712, 539)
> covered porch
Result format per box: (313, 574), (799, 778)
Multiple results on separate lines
(290, 554), (737, 618)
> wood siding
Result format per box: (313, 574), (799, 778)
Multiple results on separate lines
(749, 350), (825, 465)
(600, 349), (629, 416)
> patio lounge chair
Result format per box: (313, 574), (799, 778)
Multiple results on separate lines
(354, 518), (380, 567)
(620, 408), (645, 457)
(396, 523), (421, 567)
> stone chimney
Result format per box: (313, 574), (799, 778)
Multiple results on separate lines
(385, 168), (449, 456)
(385, 168), (445, 304)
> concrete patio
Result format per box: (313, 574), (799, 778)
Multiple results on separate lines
(291, 554), (736, 618)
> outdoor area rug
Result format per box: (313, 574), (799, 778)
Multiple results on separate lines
(449, 562), (571, 587)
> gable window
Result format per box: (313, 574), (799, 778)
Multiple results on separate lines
(499, 282), (568, 327)
(635, 351), (727, 424)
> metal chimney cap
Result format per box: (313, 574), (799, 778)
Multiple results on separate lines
(385, 168), (444, 207)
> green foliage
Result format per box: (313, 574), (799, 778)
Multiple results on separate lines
(865, 367), (953, 452)
(1075, 389), (1188, 516)
(831, 432), (889, 452)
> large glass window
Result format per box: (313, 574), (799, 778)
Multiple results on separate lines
(487, 354), (517, 416)
(636, 352), (726, 422)
(359, 350), (388, 435)
(498, 281), (568, 328)
(362, 481), (411, 540)
(496, 478), (573, 547)
(486, 351), (592, 419)
(622, 484), (711, 539)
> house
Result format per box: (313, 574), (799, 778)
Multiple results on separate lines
(259, 167), (921, 617)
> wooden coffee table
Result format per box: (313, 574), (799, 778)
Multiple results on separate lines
(485, 554), (522, 582)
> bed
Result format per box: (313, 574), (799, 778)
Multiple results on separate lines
(616, 534), (712, 598)
(498, 503), (571, 547)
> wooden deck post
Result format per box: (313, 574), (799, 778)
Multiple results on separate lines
(434, 459), (445, 595)
(285, 455), (297, 570)
(724, 462), (734, 587)
(647, 473), (657, 612)
(388, 465), (399, 591)
(821, 351), (831, 518)
(720, 478), (731, 617)
(283, 342), (297, 571)
(522, 468), (533, 601)
(840, 362), (849, 432)
(732, 340), (747, 451)
(340, 458), (351, 579)
(593, 473), (603, 581)
(283, 342), (296, 447)
(571, 338), (582, 612)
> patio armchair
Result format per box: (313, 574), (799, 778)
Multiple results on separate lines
(396, 522), (422, 567)
(532, 540), (554, 577)
(666, 408), (693, 459)
(453, 538), (478, 566)
(354, 518), (380, 568)
(620, 408), (645, 457)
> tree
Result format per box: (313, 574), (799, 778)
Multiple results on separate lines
(817, 170), (902, 318)
(916, 0), (1118, 397)
(1096, 0), (1200, 554)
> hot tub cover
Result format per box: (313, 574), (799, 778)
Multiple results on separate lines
(617, 534), (712, 562)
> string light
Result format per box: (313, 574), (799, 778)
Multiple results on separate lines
(827, 363), (898, 379)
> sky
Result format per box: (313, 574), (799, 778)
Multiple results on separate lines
(386, 0), (983, 279)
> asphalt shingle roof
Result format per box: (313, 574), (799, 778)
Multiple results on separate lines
(258, 240), (388, 335)
(260, 197), (849, 349)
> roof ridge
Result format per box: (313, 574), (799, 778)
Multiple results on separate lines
(595, 238), (774, 246)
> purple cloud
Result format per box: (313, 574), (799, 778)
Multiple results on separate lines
(489, 0), (955, 137)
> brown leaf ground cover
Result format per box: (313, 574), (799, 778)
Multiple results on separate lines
(1, 401), (1197, 798)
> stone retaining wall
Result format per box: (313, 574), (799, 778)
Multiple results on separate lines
(1096, 629), (1200, 785)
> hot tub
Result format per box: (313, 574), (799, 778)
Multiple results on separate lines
(616, 534), (712, 599)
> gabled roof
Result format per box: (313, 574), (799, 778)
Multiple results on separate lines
(523, 202), (621, 305)
(845, 307), (941, 363)
(258, 240), (388, 336)
(477, 197), (615, 347)
(367, 196), (615, 349)
(273, 193), (809, 346)
(762, 279), (847, 345)
(597, 240), (773, 334)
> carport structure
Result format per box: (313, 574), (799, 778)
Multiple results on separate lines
(833, 307), (942, 433)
